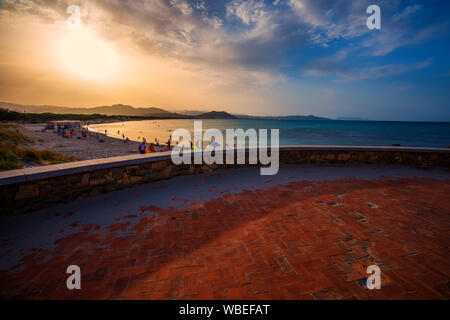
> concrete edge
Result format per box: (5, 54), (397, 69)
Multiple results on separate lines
(0, 145), (448, 186)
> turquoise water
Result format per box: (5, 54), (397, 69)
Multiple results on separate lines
(88, 119), (450, 148)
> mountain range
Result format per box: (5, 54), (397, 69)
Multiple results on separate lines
(0, 102), (182, 118)
(0, 101), (329, 120)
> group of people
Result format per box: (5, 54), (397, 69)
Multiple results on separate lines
(51, 123), (100, 140)
(137, 136), (223, 155)
(138, 137), (173, 154)
(44, 122), (105, 142)
(53, 123), (77, 138)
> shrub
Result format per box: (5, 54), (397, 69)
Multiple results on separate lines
(0, 125), (75, 171)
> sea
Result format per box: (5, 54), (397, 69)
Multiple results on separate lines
(87, 119), (450, 148)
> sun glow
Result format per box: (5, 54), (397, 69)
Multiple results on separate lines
(58, 28), (121, 82)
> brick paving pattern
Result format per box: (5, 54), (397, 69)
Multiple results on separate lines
(0, 174), (449, 299)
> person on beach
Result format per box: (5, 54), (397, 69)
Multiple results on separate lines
(147, 143), (156, 153)
(139, 142), (146, 154)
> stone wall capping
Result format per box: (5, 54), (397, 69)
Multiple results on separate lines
(0, 170), (26, 185)
(0, 152), (173, 186)
(279, 145), (450, 153)
(0, 146), (449, 187)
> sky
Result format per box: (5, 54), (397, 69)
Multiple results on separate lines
(0, 0), (449, 121)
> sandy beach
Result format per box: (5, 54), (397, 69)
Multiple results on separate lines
(19, 123), (142, 161)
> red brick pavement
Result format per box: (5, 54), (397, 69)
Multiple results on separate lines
(0, 177), (449, 300)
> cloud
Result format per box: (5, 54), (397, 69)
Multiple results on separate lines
(226, 0), (265, 25)
(89, 0), (299, 85)
(362, 23), (442, 56)
(0, 1), (297, 71)
(305, 43), (432, 81)
(0, 0), (67, 23)
(0, 0), (443, 87)
(392, 4), (422, 22)
(288, 0), (379, 45)
(304, 49), (354, 77)
(287, 0), (439, 57)
(337, 59), (432, 82)
(170, 0), (193, 15)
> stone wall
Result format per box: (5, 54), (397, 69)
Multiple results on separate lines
(0, 146), (449, 215)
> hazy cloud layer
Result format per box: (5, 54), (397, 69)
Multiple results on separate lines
(0, 0), (449, 120)
(1, 0), (442, 80)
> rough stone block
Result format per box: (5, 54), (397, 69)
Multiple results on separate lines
(90, 177), (106, 186)
(338, 154), (351, 161)
(15, 184), (39, 201)
(123, 172), (130, 185)
(130, 176), (143, 183)
(126, 166), (139, 174)
(81, 173), (90, 186)
(105, 172), (114, 183)
(151, 161), (167, 169)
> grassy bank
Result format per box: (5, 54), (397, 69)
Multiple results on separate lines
(0, 108), (176, 123)
(0, 124), (76, 171)
(0, 108), (131, 123)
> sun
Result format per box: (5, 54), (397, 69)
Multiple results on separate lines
(58, 28), (121, 82)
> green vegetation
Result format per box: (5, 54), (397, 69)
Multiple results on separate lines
(0, 124), (75, 171)
(0, 124), (34, 144)
(0, 108), (161, 123)
(0, 107), (238, 122)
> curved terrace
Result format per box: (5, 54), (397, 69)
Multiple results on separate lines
(0, 146), (449, 300)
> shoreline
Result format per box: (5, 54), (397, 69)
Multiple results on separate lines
(8, 120), (450, 169)
(19, 123), (142, 162)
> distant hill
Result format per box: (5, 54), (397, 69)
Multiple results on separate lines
(0, 101), (329, 120)
(0, 102), (238, 120)
(336, 117), (366, 121)
(195, 111), (237, 119)
(236, 114), (330, 121)
(174, 109), (208, 116)
(268, 115), (330, 121)
(0, 102), (184, 118)
(0, 107), (136, 123)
